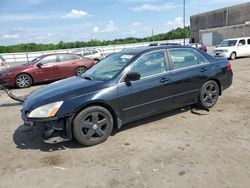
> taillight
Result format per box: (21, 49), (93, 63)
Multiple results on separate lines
(227, 62), (232, 71)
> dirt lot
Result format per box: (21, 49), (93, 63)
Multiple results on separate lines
(0, 58), (249, 188)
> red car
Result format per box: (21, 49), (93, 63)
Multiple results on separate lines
(0, 53), (95, 88)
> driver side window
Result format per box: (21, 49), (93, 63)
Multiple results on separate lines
(130, 50), (167, 78)
(40, 55), (57, 64)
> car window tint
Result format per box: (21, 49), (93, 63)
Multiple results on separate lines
(59, 55), (74, 62)
(92, 50), (98, 54)
(73, 55), (80, 60)
(238, 39), (246, 46)
(130, 50), (166, 78)
(40, 55), (56, 64)
(247, 39), (250, 45)
(168, 49), (207, 70)
(83, 50), (92, 56)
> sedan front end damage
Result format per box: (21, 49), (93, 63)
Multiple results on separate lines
(21, 104), (73, 144)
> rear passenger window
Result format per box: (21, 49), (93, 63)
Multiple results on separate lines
(59, 55), (74, 62)
(238, 39), (246, 46)
(73, 55), (80, 60)
(83, 50), (92, 56)
(168, 49), (208, 70)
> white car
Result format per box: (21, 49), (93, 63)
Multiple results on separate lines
(213, 37), (250, 60)
(71, 48), (104, 62)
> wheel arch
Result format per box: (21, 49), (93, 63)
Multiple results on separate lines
(230, 51), (237, 59)
(72, 101), (119, 131)
(15, 72), (34, 85)
(207, 78), (222, 95)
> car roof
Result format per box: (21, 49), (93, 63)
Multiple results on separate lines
(224, 37), (250, 41)
(40, 53), (75, 57)
(120, 46), (190, 55)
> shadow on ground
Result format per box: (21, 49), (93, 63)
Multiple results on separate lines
(13, 105), (209, 152)
(0, 102), (22, 107)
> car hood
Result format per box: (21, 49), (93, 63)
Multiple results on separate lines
(23, 76), (104, 111)
(0, 64), (32, 74)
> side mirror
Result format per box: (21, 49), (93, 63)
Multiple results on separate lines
(36, 62), (43, 68)
(124, 72), (140, 85)
(237, 43), (243, 46)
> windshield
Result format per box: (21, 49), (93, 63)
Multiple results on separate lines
(220, 40), (237, 47)
(81, 53), (134, 81)
(28, 56), (43, 64)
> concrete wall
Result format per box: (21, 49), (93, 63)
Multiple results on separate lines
(190, 2), (250, 43)
(200, 24), (250, 46)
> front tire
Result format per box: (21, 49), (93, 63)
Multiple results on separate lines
(198, 80), (219, 109)
(230, 52), (236, 60)
(73, 106), (113, 146)
(15, 74), (32, 88)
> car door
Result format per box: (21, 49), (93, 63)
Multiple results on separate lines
(118, 50), (174, 123)
(57, 54), (78, 78)
(34, 55), (60, 82)
(167, 48), (211, 107)
(237, 39), (247, 57)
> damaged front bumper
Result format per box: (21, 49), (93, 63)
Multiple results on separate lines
(21, 109), (73, 144)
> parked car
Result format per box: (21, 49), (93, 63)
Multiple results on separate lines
(213, 37), (250, 60)
(0, 55), (6, 68)
(21, 46), (233, 146)
(187, 43), (207, 52)
(0, 53), (95, 88)
(149, 42), (181, 46)
(71, 48), (104, 62)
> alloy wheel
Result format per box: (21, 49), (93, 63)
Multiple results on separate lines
(80, 112), (109, 140)
(203, 83), (218, 107)
(77, 67), (87, 76)
(16, 74), (31, 88)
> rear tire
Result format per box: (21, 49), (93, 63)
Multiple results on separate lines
(76, 66), (87, 76)
(230, 52), (236, 60)
(73, 106), (113, 146)
(198, 80), (219, 109)
(15, 74), (32, 88)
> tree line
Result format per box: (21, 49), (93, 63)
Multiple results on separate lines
(0, 26), (190, 53)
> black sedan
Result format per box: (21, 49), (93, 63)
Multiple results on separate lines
(21, 46), (233, 146)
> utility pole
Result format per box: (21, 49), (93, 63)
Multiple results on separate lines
(152, 29), (155, 42)
(183, 0), (186, 45)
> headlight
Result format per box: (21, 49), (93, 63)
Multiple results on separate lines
(222, 49), (228, 52)
(28, 101), (63, 118)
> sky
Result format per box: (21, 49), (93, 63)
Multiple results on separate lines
(0, 0), (249, 46)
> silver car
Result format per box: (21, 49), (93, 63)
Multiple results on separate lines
(71, 48), (104, 62)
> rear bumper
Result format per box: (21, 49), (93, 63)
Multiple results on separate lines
(221, 71), (233, 91)
(21, 109), (73, 143)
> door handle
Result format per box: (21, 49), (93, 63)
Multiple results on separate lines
(200, 68), (208, 72)
(160, 77), (171, 83)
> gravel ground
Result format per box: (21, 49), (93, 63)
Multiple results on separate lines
(0, 57), (249, 188)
